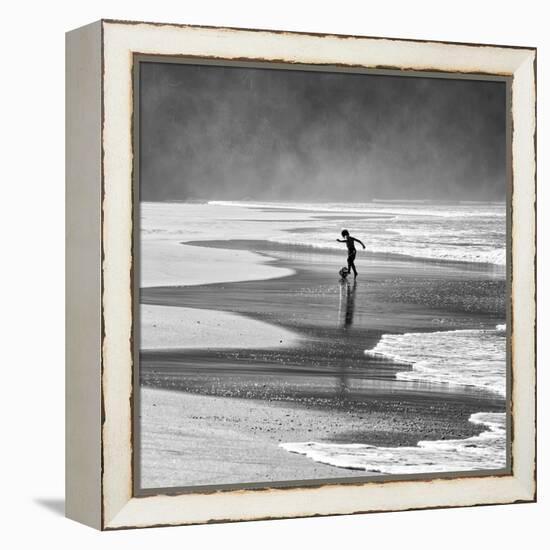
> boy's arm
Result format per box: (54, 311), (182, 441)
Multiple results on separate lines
(336, 238), (346, 242)
(353, 237), (366, 249)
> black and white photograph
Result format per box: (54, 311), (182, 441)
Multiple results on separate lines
(136, 60), (509, 490)
(4, 0), (543, 543)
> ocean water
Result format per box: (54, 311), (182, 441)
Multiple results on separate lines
(281, 412), (506, 474)
(365, 326), (507, 397)
(210, 200), (506, 266)
(281, 325), (507, 475)
(144, 200), (508, 475)
(206, 200), (508, 474)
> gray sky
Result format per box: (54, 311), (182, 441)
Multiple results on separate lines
(139, 62), (506, 202)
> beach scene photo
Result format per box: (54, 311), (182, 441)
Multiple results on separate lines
(136, 61), (508, 490)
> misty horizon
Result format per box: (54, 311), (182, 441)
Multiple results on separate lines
(139, 62), (507, 202)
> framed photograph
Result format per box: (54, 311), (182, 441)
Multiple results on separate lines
(66, 19), (536, 530)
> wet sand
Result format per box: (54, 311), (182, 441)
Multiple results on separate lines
(139, 239), (505, 489)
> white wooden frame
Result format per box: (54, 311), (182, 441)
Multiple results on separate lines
(66, 19), (536, 530)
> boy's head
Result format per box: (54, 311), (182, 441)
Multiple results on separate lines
(341, 229), (349, 238)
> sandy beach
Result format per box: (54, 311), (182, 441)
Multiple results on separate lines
(138, 202), (507, 489)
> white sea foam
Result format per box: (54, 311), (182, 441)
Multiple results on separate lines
(209, 200), (506, 266)
(364, 327), (507, 397)
(280, 412), (506, 474)
(269, 234), (506, 266)
(281, 325), (507, 474)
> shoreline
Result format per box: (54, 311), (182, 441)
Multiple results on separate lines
(184, 238), (506, 274)
(139, 386), (502, 489)
(138, 203), (506, 488)
(140, 387), (371, 488)
(143, 238), (505, 336)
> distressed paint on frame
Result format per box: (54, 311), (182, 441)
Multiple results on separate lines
(96, 20), (536, 530)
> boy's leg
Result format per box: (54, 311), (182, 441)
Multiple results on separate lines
(348, 252), (357, 277)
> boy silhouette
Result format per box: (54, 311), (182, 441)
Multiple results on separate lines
(337, 229), (365, 278)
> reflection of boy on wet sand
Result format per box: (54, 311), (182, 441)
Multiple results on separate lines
(337, 229), (365, 278)
(339, 278), (357, 328)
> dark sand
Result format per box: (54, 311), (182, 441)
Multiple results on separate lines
(139, 240), (506, 488)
